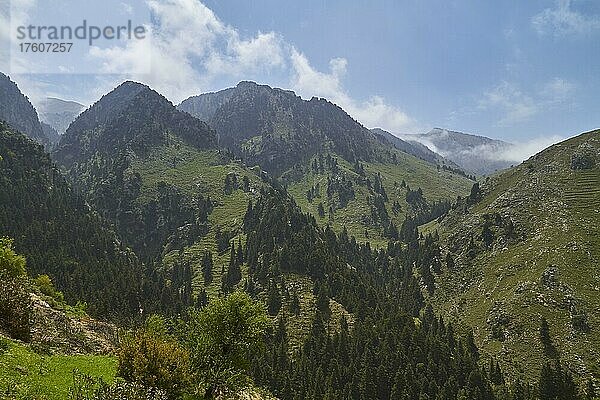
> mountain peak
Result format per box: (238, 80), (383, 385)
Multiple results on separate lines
(178, 82), (386, 174)
(54, 81), (216, 167)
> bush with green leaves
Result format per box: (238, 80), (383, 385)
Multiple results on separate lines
(182, 291), (269, 399)
(117, 316), (191, 399)
(0, 237), (32, 341)
(0, 237), (26, 278)
(35, 274), (65, 303)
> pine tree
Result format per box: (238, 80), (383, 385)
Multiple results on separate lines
(317, 202), (325, 218)
(267, 280), (282, 316)
(315, 284), (331, 320)
(196, 289), (208, 308)
(289, 289), (301, 315)
(446, 252), (455, 270)
(482, 221), (494, 249)
(201, 251), (213, 285)
(539, 316), (557, 358)
(222, 244), (242, 293)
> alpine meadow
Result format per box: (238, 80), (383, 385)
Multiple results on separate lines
(0, 1), (599, 399)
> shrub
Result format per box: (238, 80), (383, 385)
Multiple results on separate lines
(0, 273), (32, 342)
(0, 237), (31, 341)
(184, 291), (269, 398)
(570, 144), (596, 170)
(35, 274), (64, 303)
(117, 316), (191, 399)
(0, 237), (26, 278)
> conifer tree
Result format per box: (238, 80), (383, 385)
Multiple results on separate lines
(201, 251), (213, 285)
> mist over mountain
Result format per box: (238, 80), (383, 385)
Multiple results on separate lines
(36, 97), (86, 134)
(400, 128), (516, 175)
(371, 127), (465, 171)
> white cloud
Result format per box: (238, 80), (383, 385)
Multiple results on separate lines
(204, 31), (286, 77)
(3, 0), (416, 132)
(479, 81), (538, 126)
(478, 78), (576, 126)
(497, 135), (565, 162)
(407, 128), (565, 164)
(88, 0), (287, 102)
(532, 0), (600, 36)
(540, 77), (576, 103)
(289, 49), (417, 133)
(86, 0), (415, 131)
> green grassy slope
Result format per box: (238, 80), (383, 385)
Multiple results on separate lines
(286, 150), (473, 247)
(0, 337), (116, 400)
(129, 136), (265, 299)
(432, 130), (600, 384)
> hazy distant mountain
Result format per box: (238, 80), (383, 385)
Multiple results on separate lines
(36, 97), (86, 134)
(371, 127), (466, 172)
(0, 72), (49, 146)
(401, 128), (515, 175)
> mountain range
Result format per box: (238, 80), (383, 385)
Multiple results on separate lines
(179, 81), (474, 242)
(1, 74), (598, 399)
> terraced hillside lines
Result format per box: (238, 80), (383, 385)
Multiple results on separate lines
(131, 139), (264, 298)
(433, 130), (600, 386)
(564, 169), (600, 209)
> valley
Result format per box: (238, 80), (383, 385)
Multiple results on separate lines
(0, 8), (599, 397)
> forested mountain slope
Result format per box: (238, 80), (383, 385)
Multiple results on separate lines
(0, 123), (144, 320)
(179, 82), (474, 243)
(52, 81), (270, 302)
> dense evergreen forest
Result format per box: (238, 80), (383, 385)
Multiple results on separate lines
(0, 124), (197, 322)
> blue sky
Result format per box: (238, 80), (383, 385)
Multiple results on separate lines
(1, 0), (599, 149)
